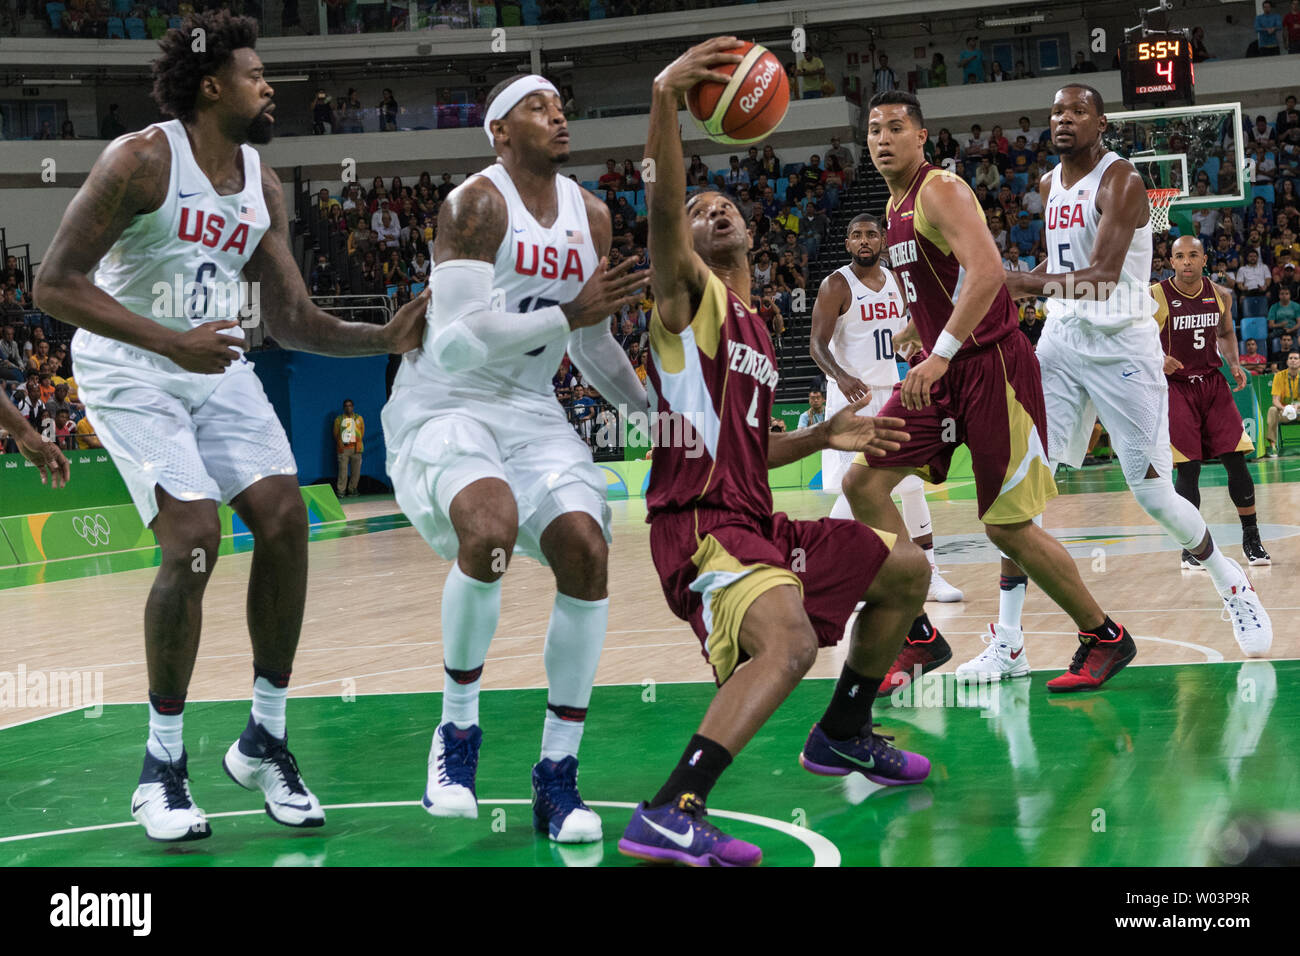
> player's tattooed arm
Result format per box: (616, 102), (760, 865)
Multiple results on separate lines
(810, 272), (866, 399)
(646, 37), (741, 333)
(32, 129), (178, 355)
(432, 178), (507, 264)
(246, 164), (427, 356)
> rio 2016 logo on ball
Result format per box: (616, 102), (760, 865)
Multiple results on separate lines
(686, 41), (790, 145)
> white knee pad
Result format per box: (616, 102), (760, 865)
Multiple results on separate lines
(894, 474), (931, 539)
(1132, 476), (1205, 550)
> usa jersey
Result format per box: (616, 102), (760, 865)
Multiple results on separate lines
(884, 163), (1019, 356)
(74, 119), (270, 372)
(1153, 277), (1228, 379)
(393, 162), (598, 407)
(645, 272), (777, 523)
(1044, 151), (1155, 332)
(829, 264), (907, 386)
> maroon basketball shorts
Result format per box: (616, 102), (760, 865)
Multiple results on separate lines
(1168, 372), (1253, 462)
(649, 506), (896, 684)
(854, 332), (1057, 524)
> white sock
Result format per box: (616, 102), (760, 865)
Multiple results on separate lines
(830, 494), (855, 520)
(540, 592), (608, 762)
(146, 701), (184, 762)
(440, 562), (501, 729)
(998, 579), (1028, 635)
(922, 544), (937, 569)
(1199, 543), (1248, 599)
(251, 676), (288, 739)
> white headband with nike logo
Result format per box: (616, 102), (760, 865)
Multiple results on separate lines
(483, 75), (559, 146)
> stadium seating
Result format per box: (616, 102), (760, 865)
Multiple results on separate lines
(1242, 315), (1269, 350)
(125, 17), (147, 40)
(45, 3), (65, 32)
(106, 17), (125, 39)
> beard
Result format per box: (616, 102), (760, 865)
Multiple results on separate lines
(246, 111), (275, 145)
(852, 251), (880, 268)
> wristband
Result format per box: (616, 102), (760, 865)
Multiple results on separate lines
(932, 330), (963, 360)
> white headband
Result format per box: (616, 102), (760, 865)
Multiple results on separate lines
(483, 75), (560, 146)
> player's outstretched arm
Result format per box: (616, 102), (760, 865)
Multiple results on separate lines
(0, 398), (70, 487)
(244, 165), (427, 357)
(646, 37), (742, 333)
(810, 272), (867, 400)
(1006, 163), (1149, 301)
(768, 394), (909, 467)
(33, 130), (244, 374)
(1211, 279), (1248, 391)
(566, 192), (651, 411)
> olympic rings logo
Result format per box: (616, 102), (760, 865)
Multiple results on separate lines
(71, 514), (111, 547)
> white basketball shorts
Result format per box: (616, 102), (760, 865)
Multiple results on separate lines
(73, 341), (297, 527)
(822, 380), (923, 498)
(1035, 316), (1172, 486)
(383, 390), (611, 566)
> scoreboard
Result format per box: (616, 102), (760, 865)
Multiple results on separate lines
(1119, 31), (1195, 109)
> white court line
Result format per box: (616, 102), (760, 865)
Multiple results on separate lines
(0, 799), (841, 867)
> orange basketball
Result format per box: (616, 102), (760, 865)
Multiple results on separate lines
(686, 41), (790, 145)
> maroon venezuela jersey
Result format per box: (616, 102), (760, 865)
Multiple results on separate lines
(1154, 277), (1229, 380)
(884, 163), (1020, 356)
(645, 272), (778, 523)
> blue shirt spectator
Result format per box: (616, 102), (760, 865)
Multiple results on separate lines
(1257, 0), (1283, 51)
(797, 389), (826, 430)
(959, 37), (984, 83)
(1010, 213), (1037, 256)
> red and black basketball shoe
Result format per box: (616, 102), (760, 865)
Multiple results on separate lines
(876, 617), (952, 698)
(1046, 625), (1137, 692)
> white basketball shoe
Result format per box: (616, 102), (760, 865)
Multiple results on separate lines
(423, 722), (481, 818)
(131, 749), (211, 842)
(927, 568), (964, 602)
(223, 718), (325, 827)
(1222, 581), (1273, 658)
(955, 623), (1031, 680)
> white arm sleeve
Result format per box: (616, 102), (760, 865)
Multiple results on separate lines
(567, 322), (649, 412)
(425, 259), (570, 374)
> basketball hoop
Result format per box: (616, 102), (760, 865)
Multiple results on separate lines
(1148, 188), (1181, 233)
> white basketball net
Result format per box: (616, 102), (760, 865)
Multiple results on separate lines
(1148, 188), (1180, 233)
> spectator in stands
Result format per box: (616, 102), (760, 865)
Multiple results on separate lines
(312, 89), (334, 134)
(100, 103), (126, 140)
(622, 158), (643, 196)
(1069, 51), (1098, 73)
(755, 287), (784, 342)
(1238, 249), (1274, 308)
(1019, 299), (1046, 346)
(932, 128), (959, 166)
(75, 414), (101, 450)
(825, 136), (852, 172)
(1264, 350), (1300, 455)
(1022, 179), (1044, 216)
(989, 124), (1010, 159)
(60, 120), (76, 140)
(378, 88), (399, 131)
(685, 154), (709, 186)
(1191, 25), (1213, 62)
(795, 45), (827, 99)
(1275, 227), (1300, 263)
(0, 325), (22, 383)
(753, 249), (775, 289)
(334, 399), (364, 497)
(46, 383), (72, 424)
(570, 384), (596, 445)
(0, 288), (22, 323)
(1010, 209), (1039, 257)
(959, 36), (984, 84)
(1014, 59), (1034, 79)
(27, 339), (50, 375)
(598, 158), (623, 191)
(1257, 0), (1283, 55)
(739, 146), (762, 183)
(433, 173), (454, 201)
(18, 373), (44, 426)
(989, 60), (1007, 82)
(1152, 255), (1175, 282)
(797, 390), (826, 429)
(783, 171), (806, 205)
(988, 210), (1009, 254)
(310, 253), (338, 298)
(724, 156), (750, 191)
(409, 249), (431, 285)
(1004, 244), (1029, 273)
(1284, 0), (1300, 53)
(383, 249), (409, 286)
(873, 54), (898, 94)
(1008, 135), (1035, 174)
(1270, 286), (1300, 337)
(36, 122), (53, 140)
(1242, 338), (1268, 374)
(929, 52), (948, 86)
(965, 124), (990, 162)
(800, 155), (824, 192)
(1270, 331), (1296, 368)
(374, 208), (400, 251)
(974, 157), (1000, 191)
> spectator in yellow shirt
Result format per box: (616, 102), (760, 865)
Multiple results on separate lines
(1265, 349), (1300, 456)
(75, 415), (102, 449)
(334, 399), (364, 497)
